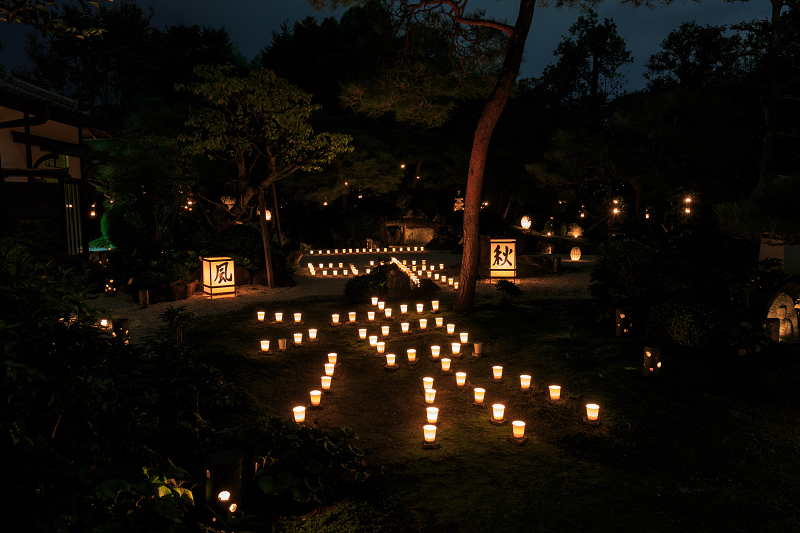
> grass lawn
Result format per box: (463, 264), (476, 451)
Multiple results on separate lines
(187, 290), (800, 533)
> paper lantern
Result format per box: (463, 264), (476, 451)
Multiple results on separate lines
(431, 300), (439, 312)
(456, 372), (466, 387)
(401, 322), (410, 333)
(423, 377), (434, 390)
(333, 270), (338, 276)
(489, 239), (516, 279)
(386, 353), (396, 366)
(401, 304), (408, 314)
(293, 333), (302, 345)
(419, 318), (428, 330)
(294, 313), (302, 324)
(426, 407), (439, 424)
(586, 403), (600, 421)
(450, 342), (461, 356)
(521, 215), (532, 230)
(278, 338), (287, 351)
(439, 264), (444, 270)
(275, 312), (283, 323)
(454, 281), (459, 290)
(492, 404), (505, 421)
(492, 366), (503, 380)
(367, 311), (375, 322)
(431, 345), (441, 358)
(257, 311), (265, 321)
(327, 352), (337, 364)
(447, 277), (454, 286)
(549, 385), (561, 401)
(512, 421), (525, 439)
(423, 424), (437, 442)
(310, 390), (321, 406)
(293, 406), (306, 423)
(321, 376), (331, 391)
(407, 349), (417, 363)
(434, 273), (440, 280)
(385, 308), (393, 319)
(322, 270), (328, 276)
(570, 247), (581, 261)
(473, 387), (485, 404)
(369, 335), (378, 347)
(425, 389), (437, 404)
(349, 311), (356, 322)
(378, 301), (385, 310)
(377, 341), (385, 354)
(371, 297), (378, 305)
(435, 317), (444, 328)
(417, 303), (424, 313)
(359, 328), (367, 339)
(260, 340), (270, 352)
(441, 358), (451, 372)
(446, 323), (455, 335)
(325, 363), (335, 376)
(520, 374), (531, 390)
(202, 256), (236, 297)
(459, 332), (469, 343)
(381, 325), (390, 337)
(308, 329), (317, 341)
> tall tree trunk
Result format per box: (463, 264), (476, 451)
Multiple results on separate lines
(271, 182), (284, 246)
(454, 0), (536, 312)
(258, 188), (274, 289)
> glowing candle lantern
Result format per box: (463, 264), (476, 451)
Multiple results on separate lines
(201, 256), (236, 298)
(512, 421), (525, 439)
(492, 404), (505, 421)
(381, 325), (390, 337)
(333, 270), (338, 276)
(378, 301), (385, 310)
(359, 328), (367, 339)
(520, 374), (532, 390)
(401, 322), (410, 333)
(446, 323), (455, 335)
(570, 247), (582, 261)
(310, 390), (321, 406)
(293, 406), (306, 423)
(435, 317), (444, 328)
(431, 345), (441, 359)
(439, 264), (444, 270)
(319, 263), (323, 268)
(260, 340), (270, 352)
(369, 335), (378, 347)
(377, 341), (385, 354)
(321, 375), (331, 391)
(386, 353), (396, 366)
(416, 303), (424, 314)
(294, 313), (302, 324)
(423, 424), (437, 442)
(454, 281), (459, 290)
(419, 318), (428, 330)
(322, 270), (328, 276)
(371, 297), (378, 305)
(367, 311), (375, 322)
(325, 363), (335, 376)
(492, 366), (503, 380)
(426, 407), (439, 424)
(425, 389), (436, 404)
(441, 358), (451, 372)
(432, 301), (440, 312)
(308, 329), (317, 341)
(459, 332), (469, 343)
(338, 263), (344, 268)
(385, 308), (392, 318)
(327, 352), (337, 364)
(549, 385), (561, 401)
(348, 311), (356, 322)
(331, 314), (340, 324)
(456, 372), (467, 387)
(423, 377), (434, 390)
(434, 273), (440, 280)
(293, 333), (303, 345)
(257, 311), (265, 321)
(448, 278), (454, 286)
(586, 404), (600, 421)
(275, 312), (283, 323)
(451, 343), (461, 356)
(370, 261), (375, 267)
(474, 388), (485, 404)
(400, 304), (408, 314)
(521, 215), (532, 230)
(407, 349), (417, 363)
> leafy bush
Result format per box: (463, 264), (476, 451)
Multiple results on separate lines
(542, 219), (567, 236)
(247, 419), (369, 504)
(412, 278), (441, 298)
(206, 223), (264, 270)
(646, 302), (715, 348)
(344, 266), (387, 303)
(339, 211), (383, 243)
(496, 279), (522, 304)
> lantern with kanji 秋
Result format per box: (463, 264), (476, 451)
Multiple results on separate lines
(490, 239), (516, 279)
(202, 256), (236, 298)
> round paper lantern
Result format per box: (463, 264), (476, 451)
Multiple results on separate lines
(570, 247), (581, 261)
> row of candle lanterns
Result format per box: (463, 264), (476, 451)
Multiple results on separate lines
(308, 246), (426, 255)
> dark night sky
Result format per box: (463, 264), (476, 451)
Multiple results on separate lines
(0, 0), (769, 90)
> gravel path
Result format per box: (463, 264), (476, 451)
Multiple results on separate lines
(90, 251), (595, 344)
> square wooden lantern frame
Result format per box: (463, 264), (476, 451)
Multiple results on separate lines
(202, 256), (237, 298)
(490, 238), (516, 280)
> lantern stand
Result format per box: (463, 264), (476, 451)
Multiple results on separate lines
(548, 396), (567, 406)
(422, 439), (441, 450)
(492, 375), (503, 384)
(508, 433), (529, 445)
(582, 415), (601, 426)
(489, 416), (507, 426)
(384, 362), (400, 372)
(440, 367), (453, 376)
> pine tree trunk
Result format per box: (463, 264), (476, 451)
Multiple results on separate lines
(454, 0), (536, 312)
(259, 188), (274, 289)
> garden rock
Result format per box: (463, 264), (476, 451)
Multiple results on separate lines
(766, 291), (798, 339)
(171, 280), (198, 301)
(234, 265), (251, 286)
(386, 268), (412, 299)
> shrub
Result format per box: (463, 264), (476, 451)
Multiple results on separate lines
(344, 267), (387, 303)
(206, 224), (264, 270)
(646, 302), (715, 348)
(339, 212), (383, 243)
(496, 279), (522, 304)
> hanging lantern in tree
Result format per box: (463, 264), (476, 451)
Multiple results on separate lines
(570, 247), (581, 261)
